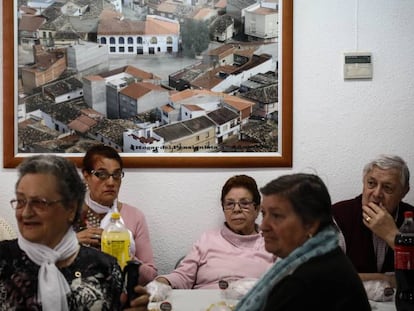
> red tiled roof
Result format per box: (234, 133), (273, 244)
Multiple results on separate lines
(120, 82), (166, 99)
(183, 104), (204, 111)
(156, 1), (177, 14)
(98, 9), (145, 35)
(214, 0), (227, 9)
(124, 65), (161, 80)
(223, 96), (255, 110)
(161, 104), (175, 113)
(252, 7), (278, 15)
(145, 15), (179, 35)
(19, 15), (46, 32)
(192, 8), (216, 21)
(20, 6), (37, 15)
(68, 115), (98, 133)
(170, 89), (220, 102)
(98, 10), (179, 36)
(84, 75), (105, 81)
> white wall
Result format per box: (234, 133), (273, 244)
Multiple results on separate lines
(1, 0), (414, 275)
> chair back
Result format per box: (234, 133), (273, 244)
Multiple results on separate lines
(175, 255), (185, 269)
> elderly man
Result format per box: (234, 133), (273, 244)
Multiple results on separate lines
(332, 154), (413, 287)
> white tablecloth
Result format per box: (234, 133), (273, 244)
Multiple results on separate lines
(148, 289), (229, 311)
(148, 289), (396, 311)
(369, 300), (396, 311)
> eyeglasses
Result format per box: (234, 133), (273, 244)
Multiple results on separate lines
(90, 170), (124, 181)
(365, 179), (395, 194)
(10, 198), (64, 213)
(223, 200), (255, 212)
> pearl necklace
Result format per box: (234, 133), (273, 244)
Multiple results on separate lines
(86, 208), (102, 228)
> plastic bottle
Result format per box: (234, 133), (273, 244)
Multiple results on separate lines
(394, 211), (414, 311)
(101, 212), (130, 269)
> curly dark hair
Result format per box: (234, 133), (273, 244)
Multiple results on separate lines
(82, 144), (123, 173)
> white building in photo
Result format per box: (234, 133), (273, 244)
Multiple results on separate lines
(244, 3), (279, 41)
(97, 10), (180, 55)
(123, 126), (165, 153)
(66, 41), (109, 74)
(118, 82), (170, 118)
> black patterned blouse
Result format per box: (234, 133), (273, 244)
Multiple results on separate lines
(0, 240), (123, 311)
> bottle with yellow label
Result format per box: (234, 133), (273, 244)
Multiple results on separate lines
(101, 212), (130, 269)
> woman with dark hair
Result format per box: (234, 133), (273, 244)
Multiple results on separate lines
(0, 155), (150, 310)
(153, 175), (275, 289)
(75, 144), (157, 285)
(235, 173), (371, 311)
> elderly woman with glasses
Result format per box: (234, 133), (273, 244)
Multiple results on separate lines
(0, 155), (150, 310)
(153, 175), (275, 289)
(75, 144), (157, 285)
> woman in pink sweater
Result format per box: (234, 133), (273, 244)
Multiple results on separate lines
(155, 175), (275, 289)
(75, 144), (157, 285)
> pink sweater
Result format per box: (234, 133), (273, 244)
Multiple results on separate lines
(121, 203), (157, 285)
(160, 224), (275, 289)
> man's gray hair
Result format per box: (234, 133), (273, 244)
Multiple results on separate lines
(363, 154), (410, 189)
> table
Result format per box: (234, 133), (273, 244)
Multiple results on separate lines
(148, 289), (397, 311)
(148, 289), (229, 311)
(369, 300), (396, 311)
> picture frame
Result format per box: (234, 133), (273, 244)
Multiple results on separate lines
(3, 0), (292, 168)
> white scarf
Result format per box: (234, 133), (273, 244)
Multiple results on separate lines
(84, 191), (136, 257)
(85, 190), (118, 225)
(17, 228), (79, 311)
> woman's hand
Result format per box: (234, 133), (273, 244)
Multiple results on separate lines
(121, 285), (150, 311)
(146, 279), (172, 302)
(76, 227), (103, 247)
(154, 277), (171, 286)
(383, 273), (396, 288)
(359, 272), (396, 288)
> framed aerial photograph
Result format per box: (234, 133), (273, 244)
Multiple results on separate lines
(3, 0), (292, 168)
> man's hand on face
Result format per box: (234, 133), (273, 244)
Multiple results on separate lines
(362, 202), (399, 248)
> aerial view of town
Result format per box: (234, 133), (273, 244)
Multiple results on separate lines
(16, 0), (280, 154)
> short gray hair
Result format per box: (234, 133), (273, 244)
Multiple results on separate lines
(363, 154), (410, 189)
(16, 155), (86, 224)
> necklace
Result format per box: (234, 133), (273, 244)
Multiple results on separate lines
(86, 208), (102, 228)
